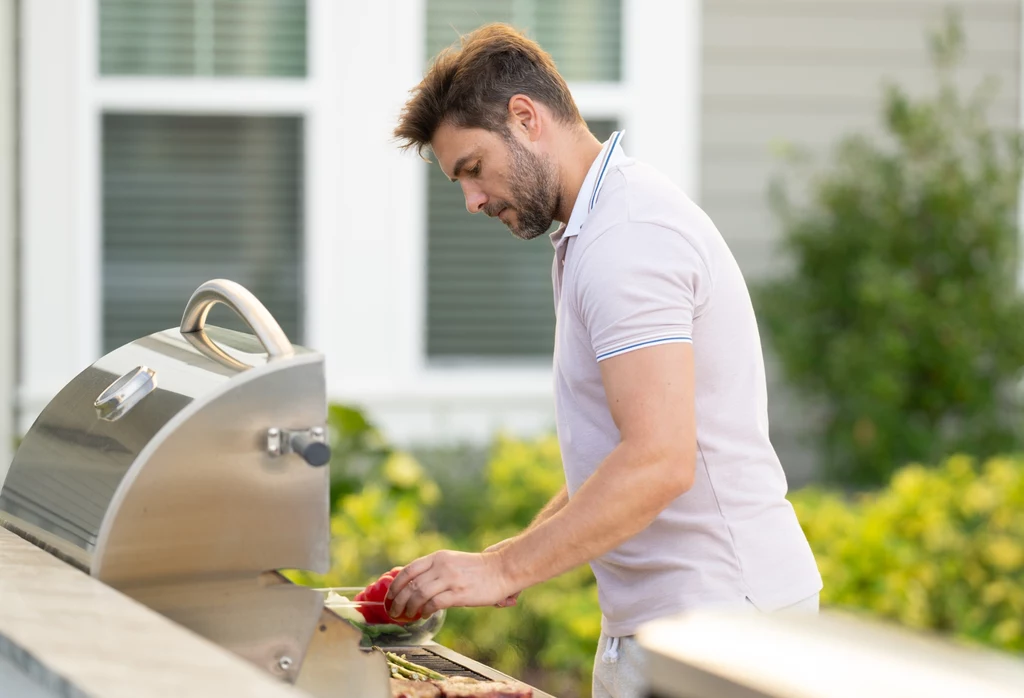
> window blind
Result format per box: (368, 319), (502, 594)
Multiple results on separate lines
(425, 0), (622, 82)
(102, 114), (304, 352)
(426, 119), (619, 359)
(99, 0), (307, 77)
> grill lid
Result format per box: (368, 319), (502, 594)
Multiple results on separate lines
(0, 279), (331, 583)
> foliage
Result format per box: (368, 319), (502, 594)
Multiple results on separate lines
(791, 453), (1024, 651)
(291, 406), (599, 698)
(755, 11), (1024, 486)
(296, 403), (1024, 695)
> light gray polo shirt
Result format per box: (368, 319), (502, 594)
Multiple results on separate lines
(551, 132), (822, 637)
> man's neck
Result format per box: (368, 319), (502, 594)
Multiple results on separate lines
(554, 129), (604, 224)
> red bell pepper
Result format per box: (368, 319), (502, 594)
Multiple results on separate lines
(354, 567), (422, 625)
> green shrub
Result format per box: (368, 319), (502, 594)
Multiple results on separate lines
(791, 454), (1024, 651)
(755, 12), (1024, 486)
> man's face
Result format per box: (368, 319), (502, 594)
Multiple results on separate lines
(432, 121), (559, 241)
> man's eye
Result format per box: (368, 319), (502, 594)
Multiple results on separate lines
(470, 164), (481, 176)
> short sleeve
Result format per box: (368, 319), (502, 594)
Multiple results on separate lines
(574, 223), (710, 362)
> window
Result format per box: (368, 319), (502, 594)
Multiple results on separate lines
(424, 0), (623, 360)
(98, 0), (307, 352)
(100, 0), (306, 77)
(102, 115), (303, 351)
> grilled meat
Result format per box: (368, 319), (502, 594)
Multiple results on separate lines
(390, 678), (442, 698)
(436, 678), (533, 697)
(389, 676), (533, 698)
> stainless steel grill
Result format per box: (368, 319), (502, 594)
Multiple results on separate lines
(0, 279), (549, 698)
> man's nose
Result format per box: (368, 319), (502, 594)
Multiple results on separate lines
(464, 185), (487, 214)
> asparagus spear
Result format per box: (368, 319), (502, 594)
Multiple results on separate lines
(390, 662), (429, 681)
(383, 650), (446, 681)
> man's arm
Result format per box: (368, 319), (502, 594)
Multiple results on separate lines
(482, 485), (569, 607)
(486, 485), (568, 553)
(385, 342), (695, 618)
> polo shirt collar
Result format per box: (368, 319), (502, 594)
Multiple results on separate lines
(550, 130), (626, 248)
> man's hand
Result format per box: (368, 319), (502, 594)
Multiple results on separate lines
(384, 549), (519, 620)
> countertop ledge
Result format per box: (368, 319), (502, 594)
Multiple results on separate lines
(0, 527), (307, 698)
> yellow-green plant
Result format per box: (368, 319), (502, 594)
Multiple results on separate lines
(792, 454), (1024, 651)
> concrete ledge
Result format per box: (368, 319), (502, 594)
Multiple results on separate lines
(0, 527), (307, 698)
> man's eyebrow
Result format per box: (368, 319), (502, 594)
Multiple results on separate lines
(449, 153), (476, 183)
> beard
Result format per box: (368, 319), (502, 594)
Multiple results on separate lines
(485, 133), (559, 241)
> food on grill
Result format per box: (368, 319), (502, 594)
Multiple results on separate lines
(390, 678), (442, 698)
(380, 648), (445, 680)
(389, 677), (533, 698)
(379, 650), (531, 696)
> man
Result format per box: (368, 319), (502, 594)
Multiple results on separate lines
(385, 23), (822, 697)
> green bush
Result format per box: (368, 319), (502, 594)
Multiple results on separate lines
(791, 453), (1024, 651)
(755, 13), (1024, 486)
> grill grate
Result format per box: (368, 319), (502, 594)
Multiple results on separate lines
(372, 647), (490, 680)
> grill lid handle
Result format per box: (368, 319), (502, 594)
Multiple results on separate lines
(180, 279), (295, 360)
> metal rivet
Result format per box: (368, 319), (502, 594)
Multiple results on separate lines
(278, 656), (293, 671)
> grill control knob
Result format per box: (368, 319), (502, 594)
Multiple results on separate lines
(290, 430), (331, 467)
(266, 426), (331, 467)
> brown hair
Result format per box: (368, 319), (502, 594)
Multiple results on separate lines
(394, 23), (583, 159)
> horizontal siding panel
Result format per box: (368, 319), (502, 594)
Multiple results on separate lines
(705, 15), (1016, 55)
(706, 0), (1017, 20)
(704, 63), (1018, 100)
(702, 105), (1020, 152)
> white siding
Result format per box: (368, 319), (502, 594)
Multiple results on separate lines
(701, 0), (1021, 483)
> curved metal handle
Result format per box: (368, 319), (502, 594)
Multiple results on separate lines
(180, 279), (294, 360)
(95, 366), (158, 422)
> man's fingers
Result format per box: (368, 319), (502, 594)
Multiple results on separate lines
(387, 571), (441, 620)
(422, 590), (459, 617)
(394, 573), (449, 619)
(386, 555), (434, 602)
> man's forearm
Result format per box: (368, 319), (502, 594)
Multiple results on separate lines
(497, 441), (692, 591)
(528, 485), (569, 531)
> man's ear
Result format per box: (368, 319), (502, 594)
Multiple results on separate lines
(508, 94), (541, 142)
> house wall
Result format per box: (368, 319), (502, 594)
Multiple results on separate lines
(700, 0), (1021, 485)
